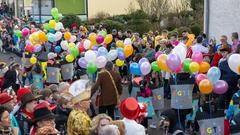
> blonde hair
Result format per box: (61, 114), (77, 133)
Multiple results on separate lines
(110, 120), (126, 135)
(91, 114), (112, 131)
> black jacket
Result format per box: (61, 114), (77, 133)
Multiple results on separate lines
(55, 105), (71, 135)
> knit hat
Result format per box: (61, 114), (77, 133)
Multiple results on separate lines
(0, 93), (13, 105)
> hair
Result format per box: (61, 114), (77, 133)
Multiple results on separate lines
(57, 96), (69, 106)
(196, 36), (203, 43)
(99, 125), (120, 135)
(172, 33), (178, 38)
(48, 84), (58, 93)
(235, 44), (240, 53)
(162, 29), (168, 33)
(232, 32), (239, 39)
(105, 61), (113, 71)
(58, 82), (70, 93)
(202, 33), (207, 39)
(221, 35), (228, 40)
(0, 106), (7, 120)
(39, 88), (52, 100)
(91, 114), (112, 131)
(110, 120), (126, 135)
(182, 36), (189, 42)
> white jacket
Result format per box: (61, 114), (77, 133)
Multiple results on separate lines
(122, 118), (146, 135)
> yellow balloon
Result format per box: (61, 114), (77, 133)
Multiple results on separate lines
(30, 57), (37, 64)
(67, 42), (75, 49)
(38, 31), (47, 43)
(157, 54), (172, 72)
(189, 62), (200, 72)
(116, 40), (124, 48)
(116, 59), (124, 67)
(89, 33), (97, 43)
(124, 45), (133, 58)
(49, 20), (56, 29)
(105, 34), (113, 44)
(66, 55), (74, 62)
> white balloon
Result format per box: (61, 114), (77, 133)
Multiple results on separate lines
(55, 22), (61, 31)
(70, 35), (77, 43)
(96, 56), (107, 68)
(55, 31), (63, 41)
(85, 50), (97, 63)
(60, 40), (68, 50)
(107, 50), (118, 61)
(83, 40), (91, 50)
(172, 43), (187, 62)
(228, 53), (240, 74)
(124, 38), (132, 45)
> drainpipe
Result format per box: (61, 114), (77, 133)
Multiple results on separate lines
(204, 0), (210, 39)
(38, 0), (42, 23)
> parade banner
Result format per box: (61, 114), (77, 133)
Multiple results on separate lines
(33, 74), (43, 90)
(137, 96), (155, 117)
(152, 88), (164, 110)
(170, 84), (194, 109)
(131, 86), (140, 98)
(198, 117), (224, 135)
(46, 67), (60, 84)
(61, 63), (74, 80)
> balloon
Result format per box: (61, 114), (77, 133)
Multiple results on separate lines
(118, 51), (126, 60)
(116, 40), (124, 48)
(213, 80), (228, 94)
(199, 79), (213, 94)
(51, 8), (58, 17)
(196, 74), (207, 85)
(70, 35), (77, 43)
(22, 28), (30, 37)
(186, 34), (195, 47)
(176, 63), (183, 73)
(189, 62), (200, 72)
(98, 47), (108, 56)
(192, 52), (203, 63)
(83, 40), (91, 50)
(55, 46), (61, 53)
(107, 50), (118, 61)
(130, 62), (141, 75)
(199, 62), (210, 73)
(67, 42), (75, 49)
(139, 58), (149, 66)
(172, 44), (187, 62)
(116, 48), (124, 54)
(31, 28), (37, 34)
(124, 45), (133, 58)
(55, 31), (62, 41)
(87, 62), (97, 73)
(228, 54), (240, 74)
(70, 47), (79, 57)
(33, 44), (42, 53)
(154, 51), (162, 60)
(54, 13), (62, 22)
(47, 33), (56, 42)
(30, 57), (37, 64)
(124, 38), (132, 45)
(157, 54), (172, 72)
(98, 31), (107, 38)
(89, 33), (97, 43)
(15, 30), (22, 37)
(49, 20), (56, 29)
(25, 44), (34, 53)
(64, 32), (71, 40)
(116, 59), (124, 67)
(207, 67), (221, 84)
(166, 53), (181, 71)
(92, 46), (98, 51)
(151, 61), (161, 72)
(105, 34), (113, 44)
(43, 23), (50, 30)
(96, 56), (107, 68)
(78, 57), (88, 68)
(60, 40), (68, 50)
(66, 55), (74, 62)
(85, 50), (97, 63)
(49, 29), (55, 34)
(183, 58), (192, 71)
(55, 22), (63, 30)
(140, 62), (151, 75)
(96, 35), (104, 44)
(38, 31), (47, 43)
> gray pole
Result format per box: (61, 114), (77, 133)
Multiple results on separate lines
(38, 0), (42, 23)
(204, 0), (210, 39)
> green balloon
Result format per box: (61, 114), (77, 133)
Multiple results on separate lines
(98, 31), (107, 38)
(183, 59), (192, 71)
(15, 30), (22, 37)
(51, 8), (59, 17)
(43, 23), (50, 30)
(87, 63), (97, 73)
(151, 61), (160, 72)
(70, 47), (79, 57)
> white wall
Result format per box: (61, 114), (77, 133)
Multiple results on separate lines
(206, 0), (240, 43)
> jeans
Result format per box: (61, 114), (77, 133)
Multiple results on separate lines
(22, 72), (33, 86)
(99, 105), (116, 119)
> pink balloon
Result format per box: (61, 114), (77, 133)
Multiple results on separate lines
(31, 28), (37, 34)
(195, 74), (207, 85)
(166, 53), (181, 71)
(213, 80), (228, 94)
(139, 58), (149, 66)
(140, 62), (151, 75)
(96, 35), (104, 44)
(22, 28), (30, 37)
(192, 52), (203, 63)
(78, 57), (88, 68)
(155, 51), (162, 60)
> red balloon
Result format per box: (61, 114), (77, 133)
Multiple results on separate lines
(31, 28), (37, 34)
(176, 63), (183, 73)
(196, 73), (208, 85)
(25, 44), (34, 53)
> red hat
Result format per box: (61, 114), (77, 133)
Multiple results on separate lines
(120, 98), (140, 120)
(35, 101), (57, 111)
(17, 88), (31, 102)
(0, 93), (13, 105)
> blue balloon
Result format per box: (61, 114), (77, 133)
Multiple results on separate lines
(98, 47), (108, 56)
(47, 33), (56, 43)
(207, 67), (221, 84)
(116, 48), (124, 54)
(49, 29), (55, 34)
(130, 62), (141, 75)
(55, 46), (61, 53)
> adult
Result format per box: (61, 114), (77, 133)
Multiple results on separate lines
(142, 40), (155, 62)
(90, 113), (112, 135)
(99, 125), (120, 135)
(214, 35), (231, 52)
(91, 61), (122, 119)
(232, 32), (240, 52)
(191, 36), (209, 53)
(120, 98), (145, 135)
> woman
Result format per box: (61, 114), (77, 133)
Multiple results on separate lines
(142, 40), (155, 62)
(32, 62), (43, 90)
(90, 114), (112, 135)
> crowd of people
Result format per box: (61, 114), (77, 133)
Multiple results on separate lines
(0, 8), (240, 135)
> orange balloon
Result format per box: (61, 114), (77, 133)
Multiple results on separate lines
(186, 34), (195, 47)
(124, 45), (133, 58)
(104, 34), (113, 44)
(38, 31), (47, 43)
(199, 79), (213, 94)
(199, 62), (210, 73)
(64, 32), (71, 40)
(157, 54), (172, 72)
(89, 33), (97, 43)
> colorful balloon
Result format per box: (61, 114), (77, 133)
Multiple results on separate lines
(172, 44), (187, 62)
(139, 58), (149, 66)
(85, 50), (97, 63)
(116, 59), (124, 67)
(96, 35), (104, 44)
(207, 67), (221, 84)
(151, 61), (160, 72)
(154, 51), (162, 60)
(67, 42), (75, 49)
(55, 46), (61, 53)
(124, 38), (132, 45)
(183, 58), (192, 71)
(196, 74), (207, 85)
(98, 31), (107, 38)
(60, 40), (68, 50)
(130, 62), (141, 75)
(70, 35), (77, 43)
(157, 54), (171, 72)
(43, 23), (50, 30)
(31, 28), (37, 34)
(105, 34), (113, 44)
(228, 54), (240, 74)
(70, 47), (79, 57)
(22, 28), (30, 37)
(78, 57), (88, 68)
(87, 62), (97, 73)
(213, 80), (228, 95)
(140, 62), (151, 75)
(124, 45), (133, 58)
(166, 53), (181, 71)
(51, 8), (59, 17)
(30, 57), (37, 64)
(189, 62), (200, 72)
(192, 52), (203, 63)
(199, 62), (210, 73)
(118, 51), (126, 60)
(49, 20), (56, 29)
(199, 79), (213, 94)
(96, 56), (107, 68)
(116, 40), (124, 48)
(47, 33), (56, 42)
(14, 30), (22, 37)
(33, 44), (42, 53)
(83, 40), (91, 50)
(55, 31), (62, 41)
(107, 50), (118, 61)
(38, 31), (47, 43)
(25, 44), (34, 53)
(89, 33), (97, 43)
(98, 47), (108, 56)
(66, 55), (74, 62)
(64, 32), (71, 41)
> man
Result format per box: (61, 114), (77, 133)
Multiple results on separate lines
(214, 35), (232, 52)
(232, 32), (240, 52)
(191, 36), (209, 53)
(15, 88), (39, 135)
(0, 106), (19, 135)
(91, 61), (122, 119)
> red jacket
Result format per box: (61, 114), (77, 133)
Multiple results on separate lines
(224, 119), (230, 135)
(211, 53), (223, 67)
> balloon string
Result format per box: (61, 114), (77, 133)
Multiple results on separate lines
(209, 94), (212, 119)
(173, 73), (182, 129)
